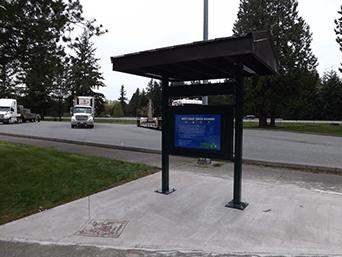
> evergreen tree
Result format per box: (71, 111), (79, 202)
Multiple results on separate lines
(137, 89), (149, 116)
(233, 0), (318, 126)
(69, 30), (105, 97)
(20, 39), (65, 116)
(1, 0), (83, 114)
(0, 0), (106, 116)
(50, 56), (71, 120)
(335, 5), (342, 72)
(94, 92), (106, 116)
(0, 0), (27, 98)
(318, 70), (342, 120)
(281, 71), (320, 120)
(145, 79), (162, 116)
(126, 88), (141, 116)
(118, 85), (127, 115)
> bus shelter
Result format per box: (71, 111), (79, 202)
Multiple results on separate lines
(111, 31), (279, 210)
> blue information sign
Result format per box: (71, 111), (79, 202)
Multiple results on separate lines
(175, 114), (221, 151)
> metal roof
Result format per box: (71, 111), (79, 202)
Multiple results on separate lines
(111, 31), (279, 81)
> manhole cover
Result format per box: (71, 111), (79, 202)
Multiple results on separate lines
(75, 219), (128, 238)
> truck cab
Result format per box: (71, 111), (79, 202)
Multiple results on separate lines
(0, 99), (18, 124)
(71, 96), (95, 128)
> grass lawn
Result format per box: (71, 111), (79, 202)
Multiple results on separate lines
(244, 122), (342, 137)
(0, 141), (157, 225)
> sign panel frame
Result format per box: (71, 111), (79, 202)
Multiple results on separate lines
(168, 105), (234, 160)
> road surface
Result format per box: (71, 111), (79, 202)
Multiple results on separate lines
(0, 121), (342, 169)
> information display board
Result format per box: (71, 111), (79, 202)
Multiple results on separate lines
(175, 114), (221, 151)
(169, 106), (234, 160)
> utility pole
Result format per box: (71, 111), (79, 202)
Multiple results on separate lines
(198, 0), (211, 165)
(202, 0), (209, 105)
(203, 0), (209, 41)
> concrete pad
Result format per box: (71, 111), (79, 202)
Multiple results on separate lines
(1, 170), (342, 256)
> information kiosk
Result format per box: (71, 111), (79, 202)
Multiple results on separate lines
(111, 31), (279, 210)
(169, 105), (234, 160)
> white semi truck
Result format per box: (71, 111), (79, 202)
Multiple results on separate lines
(71, 96), (95, 128)
(0, 98), (39, 124)
(0, 99), (18, 124)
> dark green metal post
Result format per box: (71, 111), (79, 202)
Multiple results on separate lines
(156, 77), (175, 194)
(226, 65), (248, 210)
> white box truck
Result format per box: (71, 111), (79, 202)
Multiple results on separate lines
(0, 99), (18, 124)
(71, 96), (95, 128)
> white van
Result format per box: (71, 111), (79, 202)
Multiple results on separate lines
(0, 99), (18, 124)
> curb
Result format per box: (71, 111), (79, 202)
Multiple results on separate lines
(0, 132), (160, 155)
(2, 240), (339, 257)
(243, 159), (342, 175)
(1, 132), (341, 174)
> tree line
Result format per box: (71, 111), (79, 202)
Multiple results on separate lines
(0, 0), (106, 118)
(105, 80), (162, 118)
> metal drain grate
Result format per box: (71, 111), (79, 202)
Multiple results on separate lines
(75, 219), (128, 238)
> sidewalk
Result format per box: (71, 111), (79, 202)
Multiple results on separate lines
(1, 161), (342, 256)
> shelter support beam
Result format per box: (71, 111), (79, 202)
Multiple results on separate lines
(226, 65), (248, 210)
(156, 78), (175, 195)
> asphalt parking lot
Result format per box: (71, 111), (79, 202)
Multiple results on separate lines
(1, 121), (342, 170)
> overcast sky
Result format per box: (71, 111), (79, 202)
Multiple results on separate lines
(80, 0), (342, 100)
